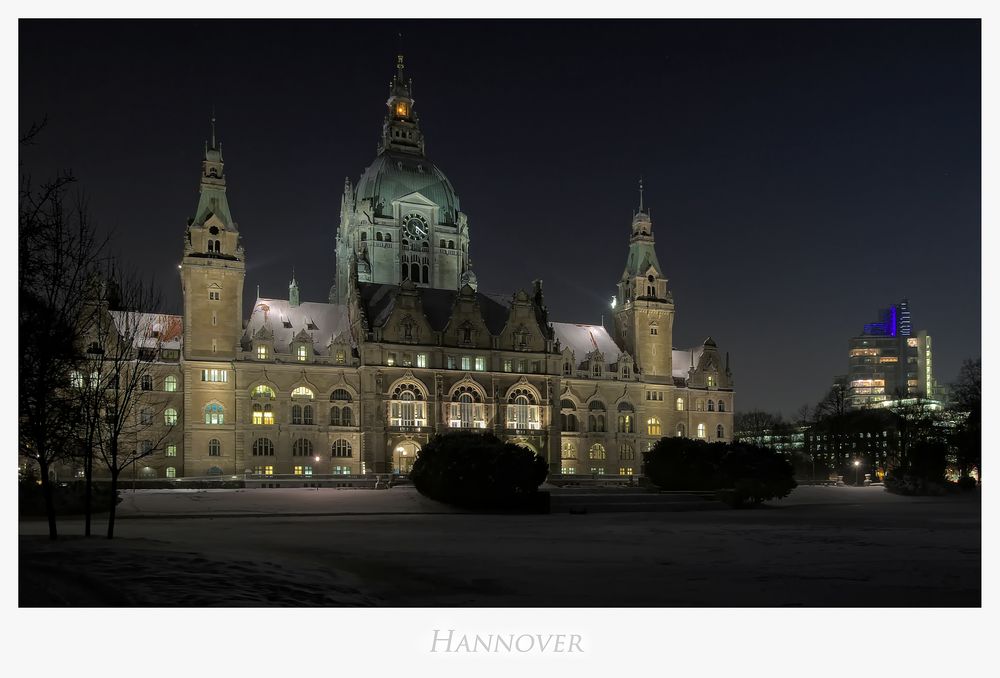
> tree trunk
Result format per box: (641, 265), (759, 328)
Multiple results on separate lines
(83, 440), (93, 537)
(37, 456), (58, 540)
(106, 468), (118, 539)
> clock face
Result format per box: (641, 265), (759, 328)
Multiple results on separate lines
(404, 217), (426, 240)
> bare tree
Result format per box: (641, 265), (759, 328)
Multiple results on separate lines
(89, 263), (174, 538)
(733, 410), (783, 447)
(19, 128), (105, 538)
(815, 379), (849, 419)
(950, 358), (981, 480)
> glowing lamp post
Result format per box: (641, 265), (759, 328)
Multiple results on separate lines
(853, 459), (861, 486)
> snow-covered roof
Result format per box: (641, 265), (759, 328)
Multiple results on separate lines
(672, 347), (705, 379)
(108, 311), (183, 350)
(551, 322), (622, 364)
(244, 298), (351, 355)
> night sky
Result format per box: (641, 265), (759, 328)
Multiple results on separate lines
(19, 19), (981, 416)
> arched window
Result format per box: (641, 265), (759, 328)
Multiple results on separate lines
(560, 399), (576, 410)
(302, 404), (314, 425)
(697, 423), (706, 439)
(141, 375), (153, 391)
(332, 440), (352, 458)
(506, 388), (540, 430)
(204, 403), (224, 425)
(708, 400), (715, 412)
(384, 233), (392, 243)
(589, 401), (606, 412)
(676, 397), (685, 411)
(592, 362), (602, 377)
(588, 444), (606, 460)
(717, 424), (725, 439)
(563, 362), (572, 376)
(253, 384), (276, 399)
(621, 365), (630, 379)
(292, 438), (313, 457)
(422, 265), (429, 283)
(166, 467), (176, 478)
(647, 417), (661, 436)
(376, 232), (383, 241)
(252, 438), (274, 456)
(696, 400), (704, 412)
(617, 402), (634, 433)
(360, 232), (367, 241)
(330, 405), (341, 426)
(448, 240), (454, 249)
(389, 382), (426, 427)
(718, 400), (726, 412)
(164, 375), (177, 392)
(292, 404), (303, 425)
(291, 387), (314, 399)
(448, 385), (486, 429)
(341, 406), (352, 426)
(561, 413), (578, 431)
(620, 443), (635, 461)
(330, 388), (352, 402)
(164, 408), (178, 426)
(561, 441), (576, 459)
(676, 423), (686, 437)
(208, 439), (221, 456)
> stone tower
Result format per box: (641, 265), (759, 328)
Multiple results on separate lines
(333, 54), (472, 303)
(612, 181), (675, 380)
(180, 116), (246, 360)
(180, 117), (245, 475)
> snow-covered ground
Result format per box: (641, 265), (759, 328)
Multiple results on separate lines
(20, 486), (980, 606)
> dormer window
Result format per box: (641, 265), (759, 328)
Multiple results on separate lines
(256, 345), (268, 360)
(296, 345), (308, 362)
(707, 375), (716, 387)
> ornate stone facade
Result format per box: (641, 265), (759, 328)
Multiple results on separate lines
(126, 56), (734, 479)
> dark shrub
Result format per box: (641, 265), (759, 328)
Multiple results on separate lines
(885, 440), (950, 496)
(644, 438), (795, 507)
(410, 432), (549, 509)
(717, 443), (797, 507)
(642, 437), (726, 490)
(957, 475), (978, 491)
(18, 479), (122, 517)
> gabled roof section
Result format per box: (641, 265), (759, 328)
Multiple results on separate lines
(243, 298), (351, 354)
(356, 283), (511, 335)
(551, 322), (622, 364)
(108, 311), (183, 350)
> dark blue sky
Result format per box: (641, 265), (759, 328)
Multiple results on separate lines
(19, 19), (981, 416)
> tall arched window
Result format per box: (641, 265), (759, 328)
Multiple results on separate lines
(676, 423), (686, 437)
(292, 438), (313, 457)
(208, 439), (221, 456)
(389, 382), (426, 427)
(617, 402), (634, 433)
(332, 440), (352, 458)
(252, 438), (274, 456)
(341, 406), (353, 426)
(422, 265), (429, 283)
(253, 403), (274, 425)
(292, 404), (303, 425)
(718, 400), (726, 412)
(164, 408), (178, 426)
(141, 375), (153, 391)
(303, 404), (314, 425)
(506, 388), (540, 430)
(164, 375), (177, 392)
(676, 397), (685, 411)
(330, 406), (341, 426)
(647, 417), (661, 436)
(588, 444), (606, 460)
(449, 385), (485, 429)
(561, 441), (576, 459)
(697, 423), (706, 439)
(717, 424), (725, 439)
(708, 400), (715, 412)
(204, 403), (224, 425)
(620, 443), (635, 461)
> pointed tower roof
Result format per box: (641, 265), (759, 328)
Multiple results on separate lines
(622, 178), (662, 279)
(192, 112), (235, 231)
(378, 53), (426, 157)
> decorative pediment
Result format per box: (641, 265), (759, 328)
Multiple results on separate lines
(394, 191), (438, 208)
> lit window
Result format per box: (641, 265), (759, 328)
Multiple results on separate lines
(474, 357), (486, 371)
(291, 387), (314, 399)
(561, 466), (576, 475)
(707, 376), (716, 387)
(676, 397), (685, 411)
(332, 466), (352, 476)
(717, 424), (725, 439)
(166, 443), (177, 457)
(506, 388), (540, 430)
(561, 441), (576, 459)
(589, 444), (606, 460)
(417, 354), (428, 368)
(647, 417), (661, 436)
(253, 465), (274, 476)
(204, 403), (224, 425)
(164, 375), (177, 392)
(257, 345), (268, 360)
(504, 359), (513, 373)
(166, 467), (176, 478)
(590, 466), (606, 475)
(201, 369), (227, 383)
(697, 423), (706, 439)
(336, 350), (346, 364)
(447, 356), (456, 369)
(164, 408), (178, 425)
(461, 356), (471, 371)
(619, 467), (635, 476)
(208, 438), (221, 456)
(387, 353), (396, 366)
(297, 345), (308, 362)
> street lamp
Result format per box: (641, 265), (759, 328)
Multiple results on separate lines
(853, 459), (861, 486)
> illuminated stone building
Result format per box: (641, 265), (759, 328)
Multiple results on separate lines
(105, 55), (735, 479)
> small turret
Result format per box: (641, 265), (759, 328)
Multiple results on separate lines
(289, 270), (300, 307)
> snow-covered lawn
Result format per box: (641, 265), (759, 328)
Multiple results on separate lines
(20, 486), (979, 606)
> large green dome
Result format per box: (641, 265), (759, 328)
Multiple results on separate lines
(356, 151), (460, 225)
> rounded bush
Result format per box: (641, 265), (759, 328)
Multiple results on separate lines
(410, 432), (549, 509)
